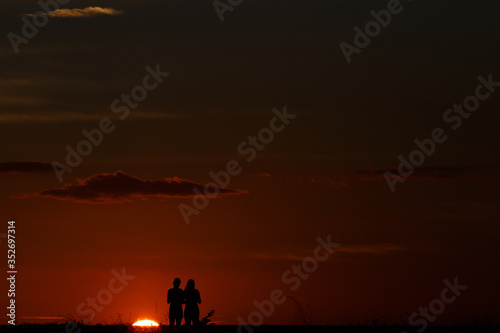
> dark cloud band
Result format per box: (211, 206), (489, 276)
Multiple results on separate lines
(16, 170), (245, 203)
(0, 161), (53, 173)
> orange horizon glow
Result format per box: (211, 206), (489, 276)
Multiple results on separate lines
(132, 319), (159, 327)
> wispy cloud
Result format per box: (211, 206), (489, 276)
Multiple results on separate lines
(355, 166), (500, 181)
(334, 243), (412, 255)
(251, 243), (414, 262)
(251, 253), (309, 261)
(26, 7), (124, 18)
(248, 173), (272, 178)
(0, 95), (50, 107)
(308, 176), (348, 188)
(0, 161), (52, 174)
(299, 166), (500, 188)
(0, 112), (184, 123)
(16, 170), (246, 203)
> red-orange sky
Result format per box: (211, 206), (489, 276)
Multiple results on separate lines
(1, 0), (500, 327)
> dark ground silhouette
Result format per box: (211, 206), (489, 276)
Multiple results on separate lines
(0, 324), (497, 333)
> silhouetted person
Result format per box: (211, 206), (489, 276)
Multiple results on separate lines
(167, 278), (184, 326)
(184, 279), (201, 326)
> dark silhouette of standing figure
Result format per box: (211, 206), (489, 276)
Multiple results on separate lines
(184, 279), (201, 326)
(167, 278), (184, 327)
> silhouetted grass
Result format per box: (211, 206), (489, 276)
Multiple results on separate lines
(0, 324), (498, 333)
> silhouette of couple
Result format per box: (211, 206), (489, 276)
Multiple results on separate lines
(167, 278), (201, 327)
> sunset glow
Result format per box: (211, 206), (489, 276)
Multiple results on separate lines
(132, 320), (159, 327)
(1, 0), (499, 329)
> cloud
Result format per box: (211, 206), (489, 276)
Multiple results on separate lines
(334, 243), (413, 255)
(250, 243), (417, 262)
(26, 7), (124, 18)
(0, 95), (50, 107)
(0, 161), (53, 173)
(294, 166), (500, 189)
(251, 253), (310, 261)
(0, 112), (184, 123)
(248, 173), (272, 178)
(16, 170), (246, 203)
(355, 166), (500, 181)
(308, 176), (348, 188)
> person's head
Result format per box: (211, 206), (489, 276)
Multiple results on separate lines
(185, 279), (195, 291)
(173, 278), (181, 288)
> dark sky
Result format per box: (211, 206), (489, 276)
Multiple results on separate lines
(1, 0), (499, 326)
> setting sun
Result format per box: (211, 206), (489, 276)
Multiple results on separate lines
(132, 320), (159, 327)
